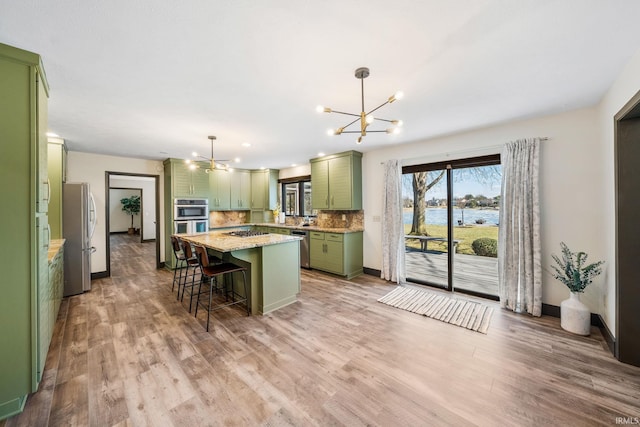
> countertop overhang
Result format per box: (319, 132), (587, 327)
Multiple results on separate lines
(178, 230), (302, 252)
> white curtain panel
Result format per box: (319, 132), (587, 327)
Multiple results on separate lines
(498, 138), (542, 316)
(381, 159), (405, 283)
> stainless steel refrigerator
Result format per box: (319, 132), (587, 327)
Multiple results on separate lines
(63, 182), (96, 296)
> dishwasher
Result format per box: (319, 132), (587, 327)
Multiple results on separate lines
(291, 230), (310, 268)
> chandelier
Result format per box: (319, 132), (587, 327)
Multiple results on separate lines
(186, 136), (230, 172)
(317, 67), (403, 144)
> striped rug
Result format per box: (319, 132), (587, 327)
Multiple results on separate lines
(378, 286), (494, 334)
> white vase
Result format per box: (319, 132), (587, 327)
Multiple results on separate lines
(560, 291), (591, 336)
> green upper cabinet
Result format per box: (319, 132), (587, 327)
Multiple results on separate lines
(37, 73), (49, 213)
(230, 169), (251, 210)
(209, 168), (231, 210)
(210, 169), (252, 211)
(47, 139), (66, 239)
(165, 159), (210, 198)
(251, 169), (279, 210)
(311, 150), (362, 210)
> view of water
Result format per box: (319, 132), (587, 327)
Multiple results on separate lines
(403, 208), (499, 226)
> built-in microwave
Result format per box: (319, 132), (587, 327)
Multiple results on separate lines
(174, 198), (208, 220)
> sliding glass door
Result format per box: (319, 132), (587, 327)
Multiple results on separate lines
(402, 168), (449, 289)
(403, 156), (501, 299)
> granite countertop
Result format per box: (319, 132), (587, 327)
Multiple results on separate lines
(178, 230), (302, 252)
(48, 239), (65, 263)
(210, 223), (364, 234)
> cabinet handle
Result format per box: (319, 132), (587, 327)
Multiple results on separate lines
(331, 196), (334, 206)
(45, 224), (51, 249)
(43, 179), (50, 202)
(325, 196), (328, 207)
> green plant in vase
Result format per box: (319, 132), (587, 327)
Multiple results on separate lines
(121, 195), (141, 234)
(550, 242), (604, 335)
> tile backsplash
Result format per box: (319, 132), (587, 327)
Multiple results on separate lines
(210, 210), (364, 230)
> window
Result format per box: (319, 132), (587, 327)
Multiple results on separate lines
(280, 177), (315, 217)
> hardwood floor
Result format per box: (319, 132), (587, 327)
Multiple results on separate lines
(4, 234), (640, 426)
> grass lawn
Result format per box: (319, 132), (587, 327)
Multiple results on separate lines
(404, 224), (498, 255)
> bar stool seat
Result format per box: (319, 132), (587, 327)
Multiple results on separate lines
(193, 245), (249, 331)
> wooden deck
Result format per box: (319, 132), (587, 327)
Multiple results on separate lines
(405, 248), (499, 297)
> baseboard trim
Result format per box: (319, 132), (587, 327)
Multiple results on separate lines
(91, 271), (108, 280)
(598, 314), (616, 355)
(542, 303), (616, 356)
(363, 267), (381, 277)
(142, 238), (156, 243)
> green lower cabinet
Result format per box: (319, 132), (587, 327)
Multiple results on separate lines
(310, 231), (363, 279)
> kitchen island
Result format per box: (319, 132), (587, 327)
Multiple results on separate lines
(178, 230), (301, 315)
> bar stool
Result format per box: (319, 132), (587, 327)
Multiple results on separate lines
(178, 241), (203, 312)
(170, 236), (187, 293)
(193, 245), (250, 331)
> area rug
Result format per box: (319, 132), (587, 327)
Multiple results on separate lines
(377, 286), (494, 334)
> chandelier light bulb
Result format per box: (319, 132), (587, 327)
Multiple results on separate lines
(365, 114), (375, 124)
(327, 129), (335, 136)
(192, 151), (198, 157)
(356, 136), (363, 144)
(391, 120), (404, 127)
(393, 127), (401, 134)
(189, 163), (197, 170)
(316, 105), (324, 113)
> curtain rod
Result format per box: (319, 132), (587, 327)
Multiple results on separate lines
(380, 137), (550, 164)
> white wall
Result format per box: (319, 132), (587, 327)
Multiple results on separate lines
(110, 176), (157, 240)
(596, 47), (640, 335)
(67, 152), (165, 273)
(109, 188), (142, 233)
(362, 107), (605, 313)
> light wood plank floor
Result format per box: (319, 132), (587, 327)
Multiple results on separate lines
(3, 234), (640, 426)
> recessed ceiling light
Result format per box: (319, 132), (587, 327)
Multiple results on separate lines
(234, 157), (241, 163)
(260, 166), (266, 170)
(291, 163), (297, 167)
(318, 152), (325, 157)
(242, 143), (251, 147)
(46, 132), (59, 137)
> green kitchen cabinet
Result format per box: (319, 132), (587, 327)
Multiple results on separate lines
(209, 168), (231, 210)
(47, 139), (67, 239)
(250, 169), (279, 210)
(48, 244), (64, 329)
(310, 231), (363, 279)
(230, 169), (251, 210)
(310, 151), (362, 210)
(166, 158), (210, 198)
(0, 43), (51, 421)
(163, 158), (211, 269)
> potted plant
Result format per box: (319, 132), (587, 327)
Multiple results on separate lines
(550, 242), (604, 335)
(120, 195), (141, 234)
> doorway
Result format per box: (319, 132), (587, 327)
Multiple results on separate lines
(105, 172), (161, 276)
(615, 89), (640, 367)
(402, 155), (501, 300)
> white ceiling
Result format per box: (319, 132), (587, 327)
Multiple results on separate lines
(2, 0), (640, 169)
